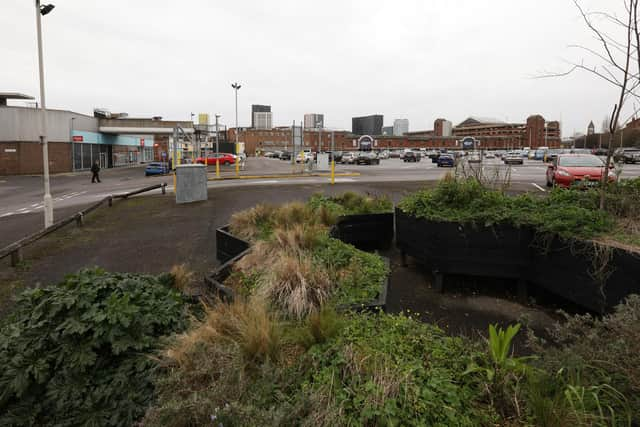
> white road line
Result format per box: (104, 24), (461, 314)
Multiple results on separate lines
(0, 212), (14, 218)
(30, 203), (39, 207)
(17, 208), (28, 212)
(531, 183), (546, 192)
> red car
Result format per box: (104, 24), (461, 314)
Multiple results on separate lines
(546, 154), (616, 188)
(196, 153), (236, 166)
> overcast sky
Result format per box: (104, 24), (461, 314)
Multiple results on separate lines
(0, 0), (631, 135)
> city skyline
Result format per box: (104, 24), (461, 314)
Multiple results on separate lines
(1, 0), (627, 136)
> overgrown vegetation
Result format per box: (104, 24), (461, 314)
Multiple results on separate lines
(228, 191), (392, 242)
(0, 268), (188, 427)
(226, 192), (391, 318)
(399, 175), (640, 244)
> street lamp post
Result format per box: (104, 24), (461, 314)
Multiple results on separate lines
(35, 1), (55, 228)
(231, 82), (241, 176)
(215, 114), (220, 178)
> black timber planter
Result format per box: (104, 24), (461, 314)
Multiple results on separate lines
(396, 207), (640, 313)
(529, 237), (640, 313)
(395, 208), (533, 280)
(216, 226), (250, 264)
(211, 214), (392, 310)
(330, 213), (394, 251)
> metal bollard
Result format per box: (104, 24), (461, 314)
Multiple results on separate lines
(10, 248), (23, 267)
(76, 213), (84, 227)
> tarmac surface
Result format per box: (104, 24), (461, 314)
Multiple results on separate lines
(2, 156), (639, 246)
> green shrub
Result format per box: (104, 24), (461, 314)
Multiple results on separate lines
(525, 294), (640, 425)
(302, 312), (495, 426)
(399, 177), (616, 241)
(0, 268), (188, 427)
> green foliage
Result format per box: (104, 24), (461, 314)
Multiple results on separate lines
(307, 191), (393, 217)
(399, 177), (617, 241)
(526, 294), (640, 425)
(0, 268), (188, 427)
(464, 324), (530, 418)
(302, 312), (494, 426)
(312, 236), (388, 307)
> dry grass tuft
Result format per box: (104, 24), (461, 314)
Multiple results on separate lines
(259, 253), (332, 319)
(229, 203), (276, 241)
(169, 264), (195, 293)
(165, 297), (281, 369)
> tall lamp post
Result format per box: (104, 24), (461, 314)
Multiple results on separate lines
(231, 82), (241, 176)
(36, 1), (55, 228)
(215, 114), (221, 178)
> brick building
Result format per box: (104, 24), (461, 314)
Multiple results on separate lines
(228, 114), (561, 155)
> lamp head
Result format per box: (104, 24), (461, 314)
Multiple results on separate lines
(40, 4), (55, 15)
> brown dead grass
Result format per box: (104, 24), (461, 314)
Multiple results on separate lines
(169, 264), (195, 293)
(164, 296), (281, 369)
(235, 226), (332, 319)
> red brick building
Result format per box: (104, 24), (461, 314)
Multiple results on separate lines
(229, 114), (561, 155)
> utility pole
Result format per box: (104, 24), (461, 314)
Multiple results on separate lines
(231, 82), (241, 176)
(35, 0), (54, 228)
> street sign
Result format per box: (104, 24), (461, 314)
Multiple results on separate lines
(72, 135), (83, 142)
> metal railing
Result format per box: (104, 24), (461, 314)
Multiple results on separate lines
(0, 183), (167, 267)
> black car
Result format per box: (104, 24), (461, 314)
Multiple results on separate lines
(613, 148), (640, 164)
(404, 152), (420, 162)
(279, 151), (292, 160)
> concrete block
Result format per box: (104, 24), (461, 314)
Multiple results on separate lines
(175, 164), (207, 204)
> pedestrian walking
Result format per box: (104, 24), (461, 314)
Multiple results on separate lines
(91, 161), (101, 183)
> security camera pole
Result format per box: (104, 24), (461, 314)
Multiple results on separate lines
(35, 0), (55, 228)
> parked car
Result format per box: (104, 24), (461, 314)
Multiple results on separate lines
(295, 150), (314, 163)
(503, 151), (524, 165)
(356, 151), (380, 165)
(145, 162), (168, 176)
(279, 151), (292, 160)
(403, 151), (420, 162)
(436, 154), (455, 167)
(484, 151), (496, 159)
(196, 153), (236, 165)
(329, 151), (343, 162)
(468, 152), (481, 163)
(389, 150), (401, 158)
(546, 154), (616, 188)
(592, 148), (609, 156)
(613, 147), (640, 164)
(378, 150), (390, 159)
(533, 148), (548, 161)
(341, 152), (357, 164)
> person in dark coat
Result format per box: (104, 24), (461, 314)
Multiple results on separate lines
(91, 162), (101, 183)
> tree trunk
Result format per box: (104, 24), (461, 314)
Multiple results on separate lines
(599, 132), (615, 210)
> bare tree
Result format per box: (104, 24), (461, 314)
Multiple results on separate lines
(542, 0), (640, 209)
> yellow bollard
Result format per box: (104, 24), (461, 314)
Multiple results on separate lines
(173, 172), (176, 193)
(215, 159), (220, 178)
(331, 160), (335, 184)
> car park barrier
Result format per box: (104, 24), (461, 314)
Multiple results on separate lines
(1, 183), (167, 267)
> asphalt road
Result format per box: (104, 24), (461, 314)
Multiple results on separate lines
(1, 156), (639, 247)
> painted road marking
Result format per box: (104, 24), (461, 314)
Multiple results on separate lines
(0, 212), (14, 218)
(531, 183), (546, 192)
(255, 180), (279, 184)
(31, 203), (39, 207)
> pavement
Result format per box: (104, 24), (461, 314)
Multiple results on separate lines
(1, 156), (640, 248)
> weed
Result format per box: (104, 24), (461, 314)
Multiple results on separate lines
(169, 263), (194, 293)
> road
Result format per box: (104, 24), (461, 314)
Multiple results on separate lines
(1, 156), (639, 246)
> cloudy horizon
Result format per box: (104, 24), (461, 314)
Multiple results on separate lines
(1, 0), (630, 136)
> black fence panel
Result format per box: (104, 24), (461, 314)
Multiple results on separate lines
(331, 213), (394, 250)
(395, 208), (532, 279)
